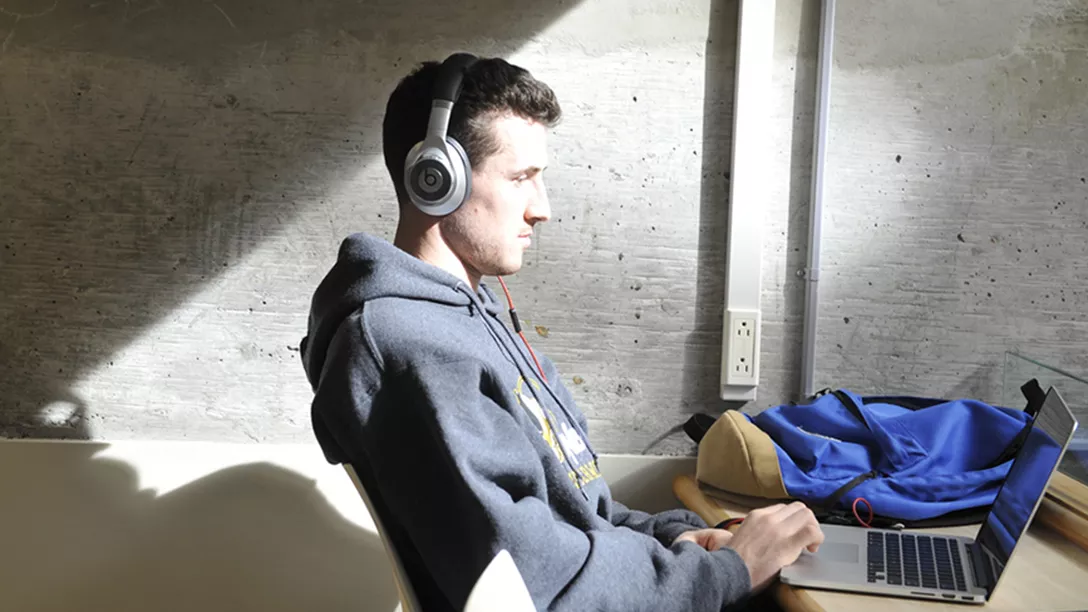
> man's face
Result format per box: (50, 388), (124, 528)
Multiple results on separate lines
(441, 113), (551, 280)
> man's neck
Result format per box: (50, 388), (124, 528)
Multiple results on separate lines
(393, 224), (481, 291)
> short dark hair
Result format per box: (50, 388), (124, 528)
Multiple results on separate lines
(382, 56), (562, 204)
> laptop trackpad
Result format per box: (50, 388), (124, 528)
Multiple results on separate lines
(817, 542), (860, 563)
(781, 526), (867, 585)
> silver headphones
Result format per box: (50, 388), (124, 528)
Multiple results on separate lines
(404, 52), (479, 216)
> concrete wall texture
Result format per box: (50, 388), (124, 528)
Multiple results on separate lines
(1, 0), (1086, 453)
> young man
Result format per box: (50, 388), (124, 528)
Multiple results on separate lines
(300, 53), (824, 611)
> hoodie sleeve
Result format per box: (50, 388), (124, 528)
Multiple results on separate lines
(609, 501), (713, 546)
(313, 323), (753, 612)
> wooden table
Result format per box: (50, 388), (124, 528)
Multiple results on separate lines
(673, 474), (1088, 611)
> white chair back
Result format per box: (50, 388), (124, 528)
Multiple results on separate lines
(463, 549), (536, 612)
(343, 464), (421, 612)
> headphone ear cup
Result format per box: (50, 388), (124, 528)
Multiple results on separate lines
(404, 141), (453, 215)
(446, 136), (472, 208)
(403, 140), (429, 201)
(403, 137), (471, 216)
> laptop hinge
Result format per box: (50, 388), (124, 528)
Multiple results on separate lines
(966, 541), (995, 593)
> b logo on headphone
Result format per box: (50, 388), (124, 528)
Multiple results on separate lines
(404, 52), (478, 216)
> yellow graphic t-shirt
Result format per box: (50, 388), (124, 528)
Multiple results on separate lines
(513, 376), (601, 489)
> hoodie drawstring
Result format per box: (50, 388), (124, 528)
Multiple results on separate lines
(485, 280), (599, 467)
(458, 284), (594, 500)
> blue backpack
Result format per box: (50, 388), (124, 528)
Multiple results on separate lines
(686, 380), (1043, 528)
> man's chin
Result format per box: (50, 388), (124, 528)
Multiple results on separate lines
(486, 257), (523, 278)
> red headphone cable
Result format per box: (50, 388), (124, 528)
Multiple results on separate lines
(496, 276), (549, 384)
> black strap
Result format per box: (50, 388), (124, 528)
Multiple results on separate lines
(857, 395), (946, 411)
(822, 469), (879, 510)
(830, 390), (871, 431)
(1021, 378), (1046, 417)
(982, 379), (1044, 470)
(683, 413), (719, 444)
(812, 469), (880, 528)
(984, 418), (1033, 470)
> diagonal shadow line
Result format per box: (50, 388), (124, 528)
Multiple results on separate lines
(0, 0), (586, 439)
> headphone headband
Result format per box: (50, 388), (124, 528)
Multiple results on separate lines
(434, 53), (478, 105)
(403, 52), (478, 216)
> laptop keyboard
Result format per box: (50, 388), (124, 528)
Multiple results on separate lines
(867, 532), (968, 592)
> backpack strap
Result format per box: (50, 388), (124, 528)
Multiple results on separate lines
(830, 390), (871, 431)
(821, 469), (879, 510)
(1021, 378), (1046, 417)
(983, 420), (1032, 470)
(982, 378), (1045, 470)
(857, 395), (946, 411)
(809, 469), (880, 526)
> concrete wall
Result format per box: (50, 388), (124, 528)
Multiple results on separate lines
(0, 0), (725, 451)
(762, 0), (1088, 413)
(2, 0), (1087, 453)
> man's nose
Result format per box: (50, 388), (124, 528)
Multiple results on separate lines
(526, 182), (551, 223)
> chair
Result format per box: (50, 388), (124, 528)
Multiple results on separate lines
(343, 464), (536, 612)
(344, 464), (421, 612)
(463, 549), (536, 612)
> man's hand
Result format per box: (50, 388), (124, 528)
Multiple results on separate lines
(673, 528), (734, 551)
(725, 502), (825, 592)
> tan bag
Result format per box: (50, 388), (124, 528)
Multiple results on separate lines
(693, 410), (791, 506)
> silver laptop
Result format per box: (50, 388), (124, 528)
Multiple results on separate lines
(780, 386), (1079, 604)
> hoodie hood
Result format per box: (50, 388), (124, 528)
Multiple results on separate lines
(300, 232), (501, 388)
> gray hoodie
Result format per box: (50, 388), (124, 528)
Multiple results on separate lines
(300, 232), (752, 611)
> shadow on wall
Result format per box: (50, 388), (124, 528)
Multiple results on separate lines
(0, 441), (399, 612)
(0, 0), (584, 439)
(682, 0), (739, 418)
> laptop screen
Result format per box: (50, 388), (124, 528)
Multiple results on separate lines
(974, 388), (1078, 591)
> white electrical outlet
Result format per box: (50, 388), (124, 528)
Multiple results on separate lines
(731, 317), (755, 376)
(723, 309), (760, 388)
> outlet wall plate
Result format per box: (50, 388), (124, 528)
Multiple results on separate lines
(724, 309), (760, 387)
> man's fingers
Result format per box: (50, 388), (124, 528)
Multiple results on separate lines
(747, 503), (786, 518)
(780, 510), (824, 551)
(774, 501), (812, 523)
(706, 529), (734, 550)
(805, 523), (825, 551)
(675, 529), (734, 551)
(778, 502), (818, 530)
(787, 516), (818, 551)
(748, 501), (809, 527)
(675, 532), (696, 544)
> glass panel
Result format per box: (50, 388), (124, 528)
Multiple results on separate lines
(1003, 352), (1088, 486)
